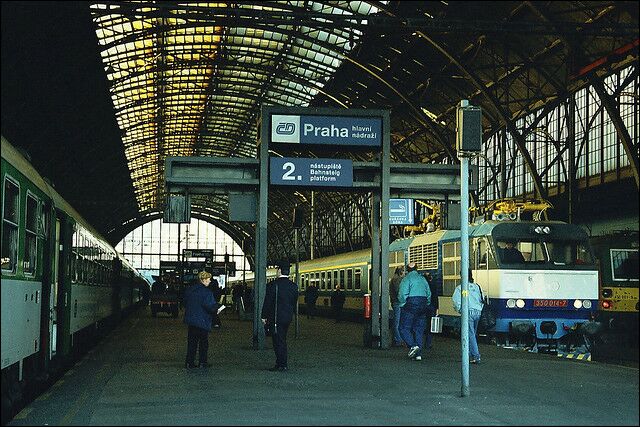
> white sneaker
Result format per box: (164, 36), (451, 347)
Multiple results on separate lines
(407, 346), (419, 358)
(414, 355), (422, 361)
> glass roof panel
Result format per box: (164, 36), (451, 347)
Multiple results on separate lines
(91, 1), (385, 211)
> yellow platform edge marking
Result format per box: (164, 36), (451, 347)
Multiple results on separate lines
(557, 352), (592, 361)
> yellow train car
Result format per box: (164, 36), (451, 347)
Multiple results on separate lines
(591, 231), (639, 335)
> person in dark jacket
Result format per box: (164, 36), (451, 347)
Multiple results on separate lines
(424, 272), (439, 351)
(304, 283), (319, 319)
(183, 271), (218, 369)
(500, 241), (525, 264)
(331, 284), (346, 323)
(261, 261), (298, 372)
(151, 275), (167, 295)
(389, 267), (404, 346)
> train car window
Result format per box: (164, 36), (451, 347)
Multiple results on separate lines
(611, 249), (639, 281)
(82, 234), (89, 283)
(71, 251), (78, 282)
(476, 239), (487, 268)
(2, 177), (19, 273)
(346, 268), (353, 291)
(320, 271), (326, 290)
(326, 270), (332, 290)
(23, 193), (39, 275)
(91, 261), (97, 284)
(339, 269), (345, 290)
(333, 270), (338, 290)
(354, 268), (362, 291)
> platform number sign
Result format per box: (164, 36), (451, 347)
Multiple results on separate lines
(270, 157), (353, 188)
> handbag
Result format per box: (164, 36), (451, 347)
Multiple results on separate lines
(430, 315), (443, 334)
(478, 285), (496, 332)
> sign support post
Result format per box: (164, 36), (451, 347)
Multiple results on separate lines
(456, 99), (482, 397)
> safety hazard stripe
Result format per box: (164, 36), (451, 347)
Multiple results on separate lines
(557, 352), (591, 361)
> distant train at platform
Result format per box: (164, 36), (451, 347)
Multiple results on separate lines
(1, 136), (148, 423)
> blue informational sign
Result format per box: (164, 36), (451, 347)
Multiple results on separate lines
(389, 199), (415, 225)
(270, 157), (353, 187)
(271, 114), (382, 147)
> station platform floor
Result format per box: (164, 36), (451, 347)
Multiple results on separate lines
(8, 306), (639, 426)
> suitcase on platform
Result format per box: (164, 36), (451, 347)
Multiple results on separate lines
(430, 316), (443, 334)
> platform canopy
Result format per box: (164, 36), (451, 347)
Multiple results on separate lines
(5, 0), (633, 260)
(89, 1), (390, 212)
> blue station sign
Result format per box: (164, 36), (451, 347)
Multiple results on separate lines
(270, 157), (353, 188)
(389, 199), (415, 225)
(271, 114), (382, 147)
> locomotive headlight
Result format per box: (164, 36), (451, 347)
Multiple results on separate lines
(573, 299), (583, 309)
(582, 299), (592, 309)
(534, 226), (543, 234)
(542, 226), (551, 234)
(516, 299), (525, 308)
(506, 299), (516, 308)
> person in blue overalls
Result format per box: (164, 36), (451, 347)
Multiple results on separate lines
(398, 262), (431, 361)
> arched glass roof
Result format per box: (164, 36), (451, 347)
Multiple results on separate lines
(90, 1), (385, 211)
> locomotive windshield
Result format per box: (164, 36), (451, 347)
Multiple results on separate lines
(610, 249), (639, 282)
(495, 238), (594, 267)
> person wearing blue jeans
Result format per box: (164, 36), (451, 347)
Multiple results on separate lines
(398, 262), (431, 361)
(467, 308), (482, 362)
(452, 269), (484, 363)
(389, 267), (404, 347)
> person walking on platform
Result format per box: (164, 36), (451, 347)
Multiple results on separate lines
(398, 262), (431, 361)
(389, 266), (404, 347)
(331, 284), (346, 323)
(424, 272), (439, 351)
(232, 283), (243, 314)
(452, 269), (483, 364)
(261, 261), (298, 372)
(151, 275), (167, 296)
(304, 282), (319, 319)
(183, 271), (219, 369)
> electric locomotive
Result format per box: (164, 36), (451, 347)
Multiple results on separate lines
(404, 219), (600, 347)
(1, 135), (147, 423)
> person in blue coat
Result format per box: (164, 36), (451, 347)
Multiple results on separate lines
(398, 262), (431, 361)
(261, 261), (298, 372)
(183, 271), (218, 368)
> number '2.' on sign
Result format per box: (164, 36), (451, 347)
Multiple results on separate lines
(269, 157), (353, 187)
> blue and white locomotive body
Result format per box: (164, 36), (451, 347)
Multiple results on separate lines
(408, 220), (599, 341)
